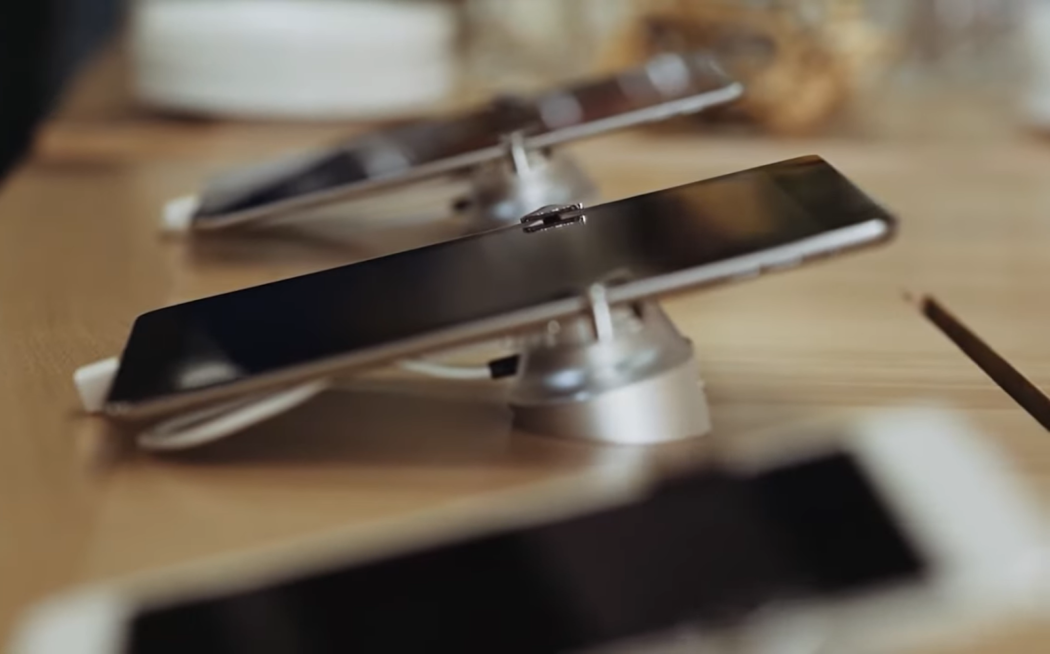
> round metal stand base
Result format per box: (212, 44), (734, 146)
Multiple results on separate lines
(512, 356), (711, 445)
(509, 301), (711, 445)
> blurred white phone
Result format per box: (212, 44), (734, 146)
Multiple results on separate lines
(10, 409), (1049, 654)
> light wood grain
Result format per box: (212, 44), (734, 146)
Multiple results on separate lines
(3, 125), (1050, 652)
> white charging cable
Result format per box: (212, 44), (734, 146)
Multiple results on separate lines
(398, 351), (521, 381)
(136, 379), (330, 451)
(73, 350), (520, 452)
(396, 359), (493, 381)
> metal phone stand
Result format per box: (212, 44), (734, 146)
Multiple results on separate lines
(454, 131), (600, 231)
(508, 281), (710, 446)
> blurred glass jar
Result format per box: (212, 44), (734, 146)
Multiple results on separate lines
(131, 0), (460, 120)
(460, 0), (633, 97)
(1020, 0), (1050, 131)
(862, 0), (1028, 140)
(626, 0), (1027, 139)
(898, 0), (1023, 82)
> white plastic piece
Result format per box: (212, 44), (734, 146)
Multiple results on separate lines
(1022, 2), (1050, 130)
(161, 195), (200, 233)
(136, 379), (330, 451)
(131, 0), (457, 120)
(8, 589), (128, 654)
(397, 359), (492, 381)
(73, 357), (120, 414)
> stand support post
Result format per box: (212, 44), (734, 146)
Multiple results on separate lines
(455, 130), (600, 230)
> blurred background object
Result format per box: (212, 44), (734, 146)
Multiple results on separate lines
(461, 0), (1037, 139)
(132, 0), (460, 120)
(596, 0), (901, 136)
(459, 0), (632, 95)
(904, 0), (1020, 77)
(876, 0), (1026, 139)
(0, 0), (119, 180)
(9, 0), (1050, 179)
(1021, 0), (1050, 131)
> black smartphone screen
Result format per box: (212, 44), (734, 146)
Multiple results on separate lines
(126, 452), (925, 654)
(107, 156), (894, 410)
(193, 54), (736, 221)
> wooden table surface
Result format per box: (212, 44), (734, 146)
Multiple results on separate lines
(3, 121), (1050, 652)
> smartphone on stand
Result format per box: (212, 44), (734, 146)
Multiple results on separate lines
(100, 155), (896, 420)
